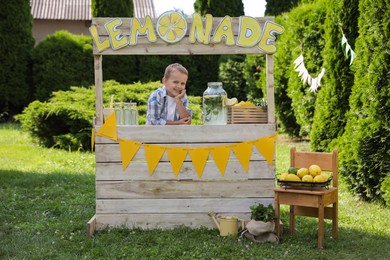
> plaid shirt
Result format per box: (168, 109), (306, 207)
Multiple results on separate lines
(146, 86), (191, 125)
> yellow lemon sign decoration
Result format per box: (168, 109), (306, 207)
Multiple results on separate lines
(156, 11), (187, 43)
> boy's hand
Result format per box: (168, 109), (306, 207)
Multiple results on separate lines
(175, 89), (186, 100)
(179, 116), (191, 125)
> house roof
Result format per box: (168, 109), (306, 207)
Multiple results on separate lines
(133, 0), (156, 18)
(30, 0), (156, 21)
(30, 0), (92, 21)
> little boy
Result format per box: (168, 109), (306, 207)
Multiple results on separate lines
(146, 63), (192, 125)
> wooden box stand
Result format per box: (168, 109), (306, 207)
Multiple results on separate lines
(228, 106), (268, 124)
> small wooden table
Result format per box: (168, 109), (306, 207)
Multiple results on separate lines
(273, 187), (338, 249)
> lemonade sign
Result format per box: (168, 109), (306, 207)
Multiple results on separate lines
(90, 11), (284, 54)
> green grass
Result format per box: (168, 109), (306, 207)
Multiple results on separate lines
(1, 123), (389, 259)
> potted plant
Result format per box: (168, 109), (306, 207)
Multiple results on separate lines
(244, 203), (279, 243)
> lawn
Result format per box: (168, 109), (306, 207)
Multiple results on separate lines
(1, 123), (389, 259)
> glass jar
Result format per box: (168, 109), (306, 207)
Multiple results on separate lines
(123, 102), (131, 125)
(129, 102), (138, 125)
(202, 82), (227, 125)
(114, 102), (123, 125)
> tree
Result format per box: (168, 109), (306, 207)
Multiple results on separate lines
(265, 0), (300, 16)
(274, 1), (327, 137)
(193, 0), (245, 97)
(310, 0), (359, 152)
(92, 0), (133, 17)
(0, 0), (34, 121)
(91, 0), (139, 84)
(339, 0), (390, 203)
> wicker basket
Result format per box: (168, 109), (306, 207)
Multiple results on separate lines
(227, 106), (268, 124)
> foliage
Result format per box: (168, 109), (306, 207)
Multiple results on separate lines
(218, 57), (247, 101)
(15, 81), (203, 150)
(194, 0), (244, 16)
(310, 0), (359, 152)
(1, 127), (390, 259)
(274, 2), (326, 137)
(15, 87), (95, 151)
(243, 55), (266, 100)
(193, 0), (245, 97)
(92, 0), (133, 17)
(0, 0), (35, 120)
(265, 0), (300, 16)
(250, 203), (276, 222)
(339, 0), (390, 203)
(381, 175), (390, 207)
(32, 31), (94, 101)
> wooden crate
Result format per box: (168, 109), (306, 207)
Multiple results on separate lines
(228, 106), (268, 124)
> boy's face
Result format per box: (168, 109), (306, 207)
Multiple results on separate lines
(163, 70), (188, 97)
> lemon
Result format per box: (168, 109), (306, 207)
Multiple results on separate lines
(309, 164), (321, 177)
(156, 11), (187, 43)
(320, 173), (329, 181)
(297, 167), (309, 178)
(279, 172), (288, 181)
(285, 174), (301, 182)
(235, 101), (255, 106)
(302, 175), (313, 182)
(226, 97), (238, 106)
(313, 175), (326, 183)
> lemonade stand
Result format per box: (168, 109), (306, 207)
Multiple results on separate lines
(87, 11), (284, 235)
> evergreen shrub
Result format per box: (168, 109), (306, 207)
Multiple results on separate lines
(32, 31), (94, 101)
(0, 0), (35, 120)
(381, 176), (390, 207)
(310, 0), (358, 152)
(339, 0), (390, 202)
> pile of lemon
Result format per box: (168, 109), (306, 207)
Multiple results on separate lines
(279, 165), (329, 183)
(226, 97), (255, 107)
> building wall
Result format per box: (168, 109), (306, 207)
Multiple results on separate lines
(32, 19), (91, 43)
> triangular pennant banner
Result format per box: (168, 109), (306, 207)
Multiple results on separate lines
(118, 138), (141, 170)
(144, 144), (166, 175)
(188, 148), (209, 178)
(96, 113), (117, 141)
(232, 141), (253, 173)
(210, 145), (231, 176)
(254, 134), (276, 166)
(91, 127), (95, 152)
(166, 147), (188, 177)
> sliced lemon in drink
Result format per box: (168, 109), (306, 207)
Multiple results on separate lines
(156, 11), (187, 43)
(226, 97), (238, 106)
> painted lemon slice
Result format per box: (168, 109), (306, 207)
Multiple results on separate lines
(156, 11), (187, 43)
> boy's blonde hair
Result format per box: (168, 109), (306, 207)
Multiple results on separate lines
(164, 63), (188, 79)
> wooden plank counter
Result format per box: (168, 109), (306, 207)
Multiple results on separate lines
(92, 124), (276, 230)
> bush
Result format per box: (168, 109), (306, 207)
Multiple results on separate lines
(32, 31), (94, 101)
(381, 175), (390, 207)
(218, 58), (247, 101)
(310, 0), (358, 152)
(0, 0), (34, 120)
(274, 1), (327, 137)
(16, 81), (203, 150)
(339, 0), (390, 202)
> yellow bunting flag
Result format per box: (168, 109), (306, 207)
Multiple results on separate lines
(232, 141), (253, 173)
(91, 127), (95, 152)
(96, 113), (117, 141)
(188, 148), (209, 178)
(254, 134), (276, 166)
(210, 145), (231, 176)
(144, 144), (166, 175)
(166, 147), (188, 177)
(118, 138), (141, 170)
